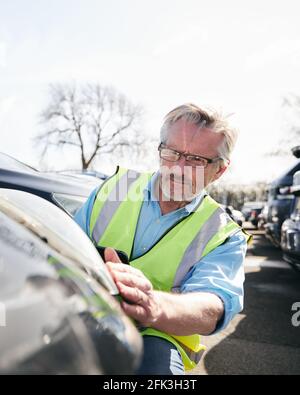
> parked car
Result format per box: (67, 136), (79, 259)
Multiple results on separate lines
(292, 145), (300, 159)
(241, 201), (265, 222)
(265, 148), (300, 247)
(0, 188), (142, 374)
(248, 202), (265, 228)
(257, 204), (269, 230)
(58, 169), (108, 181)
(281, 171), (300, 271)
(0, 152), (103, 217)
(222, 205), (245, 226)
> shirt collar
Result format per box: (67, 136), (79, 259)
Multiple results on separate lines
(144, 171), (206, 213)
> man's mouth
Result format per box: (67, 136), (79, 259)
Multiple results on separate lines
(170, 174), (189, 184)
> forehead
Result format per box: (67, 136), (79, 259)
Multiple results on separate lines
(166, 118), (223, 156)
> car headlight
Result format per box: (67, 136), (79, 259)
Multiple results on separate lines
(52, 193), (87, 217)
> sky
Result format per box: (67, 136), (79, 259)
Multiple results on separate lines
(1, 0), (300, 184)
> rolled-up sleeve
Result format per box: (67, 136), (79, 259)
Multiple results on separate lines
(180, 231), (247, 333)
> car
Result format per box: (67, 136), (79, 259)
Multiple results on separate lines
(57, 169), (108, 181)
(292, 145), (300, 159)
(0, 188), (142, 374)
(265, 148), (300, 247)
(281, 171), (300, 271)
(257, 204), (269, 230)
(222, 205), (245, 226)
(0, 152), (103, 217)
(230, 207), (245, 227)
(241, 201), (265, 223)
(248, 202), (265, 228)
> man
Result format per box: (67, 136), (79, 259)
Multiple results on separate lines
(75, 103), (251, 375)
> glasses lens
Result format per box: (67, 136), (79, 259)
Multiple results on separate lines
(186, 156), (208, 167)
(160, 148), (180, 162)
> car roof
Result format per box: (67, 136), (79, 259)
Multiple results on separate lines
(243, 201), (265, 208)
(0, 152), (102, 197)
(270, 160), (300, 188)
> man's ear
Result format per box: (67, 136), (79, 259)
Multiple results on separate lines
(213, 160), (229, 182)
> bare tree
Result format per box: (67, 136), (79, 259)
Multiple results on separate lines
(35, 83), (144, 169)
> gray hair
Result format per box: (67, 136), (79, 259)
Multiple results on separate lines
(160, 103), (238, 163)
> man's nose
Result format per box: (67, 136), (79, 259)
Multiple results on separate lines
(177, 156), (187, 168)
(177, 156), (194, 174)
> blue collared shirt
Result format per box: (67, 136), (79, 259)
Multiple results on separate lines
(75, 173), (247, 333)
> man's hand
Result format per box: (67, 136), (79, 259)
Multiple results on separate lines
(104, 247), (162, 327)
(104, 247), (224, 335)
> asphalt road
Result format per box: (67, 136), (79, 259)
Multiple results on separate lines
(189, 226), (300, 375)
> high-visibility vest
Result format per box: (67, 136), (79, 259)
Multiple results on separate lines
(89, 167), (251, 370)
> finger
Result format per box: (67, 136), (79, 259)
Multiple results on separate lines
(117, 282), (149, 305)
(104, 247), (122, 263)
(121, 300), (147, 322)
(106, 261), (146, 278)
(113, 272), (152, 293)
(105, 262), (126, 281)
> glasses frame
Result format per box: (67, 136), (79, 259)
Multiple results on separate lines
(158, 143), (222, 168)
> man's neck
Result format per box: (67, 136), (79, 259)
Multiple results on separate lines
(158, 186), (191, 215)
(159, 198), (189, 215)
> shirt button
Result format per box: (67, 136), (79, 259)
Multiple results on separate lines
(156, 219), (160, 224)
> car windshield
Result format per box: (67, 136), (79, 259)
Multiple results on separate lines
(0, 152), (37, 173)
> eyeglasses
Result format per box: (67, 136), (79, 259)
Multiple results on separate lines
(158, 143), (221, 168)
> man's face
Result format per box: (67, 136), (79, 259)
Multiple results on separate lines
(159, 118), (228, 202)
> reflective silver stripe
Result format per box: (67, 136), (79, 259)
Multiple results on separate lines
(176, 340), (205, 364)
(92, 169), (141, 244)
(172, 207), (233, 289)
(185, 347), (205, 365)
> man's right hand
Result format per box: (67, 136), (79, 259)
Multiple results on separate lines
(104, 247), (162, 327)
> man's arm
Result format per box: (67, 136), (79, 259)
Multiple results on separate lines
(105, 249), (225, 336)
(136, 290), (224, 336)
(105, 230), (247, 336)
(180, 231), (247, 333)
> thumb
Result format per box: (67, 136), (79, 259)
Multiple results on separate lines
(104, 247), (122, 263)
